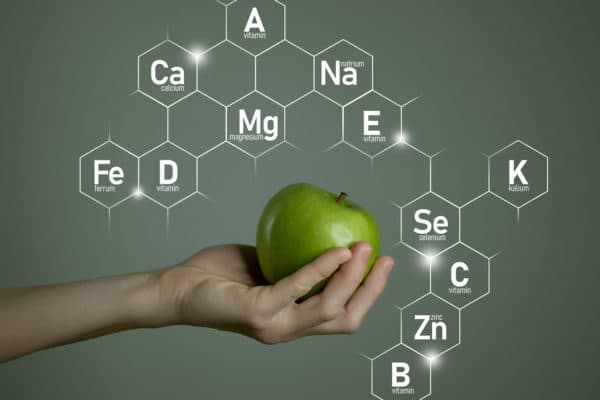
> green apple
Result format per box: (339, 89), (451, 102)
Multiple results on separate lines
(256, 183), (380, 298)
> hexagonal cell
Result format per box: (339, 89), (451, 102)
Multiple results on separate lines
(227, 0), (285, 55)
(139, 143), (196, 207)
(227, 91), (284, 156)
(197, 41), (254, 105)
(373, 344), (430, 400)
(372, 144), (429, 207)
(80, 142), (138, 207)
(402, 294), (460, 358)
(432, 244), (489, 308)
(461, 193), (519, 256)
(345, 91), (401, 156)
(285, 92), (341, 152)
(315, 39), (373, 106)
(402, 193), (459, 256)
(257, 41), (313, 105)
(138, 40), (197, 106)
(384, 245), (430, 307)
(197, 143), (255, 202)
(431, 148), (488, 206)
(490, 140), (548, 208)
(170, 92), (225, 156)
(110, 93), (166, 156)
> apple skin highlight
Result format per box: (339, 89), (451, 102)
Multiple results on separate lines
(256, 183), (380, 298)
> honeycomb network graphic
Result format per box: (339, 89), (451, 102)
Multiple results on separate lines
(78, 1), (550, 398)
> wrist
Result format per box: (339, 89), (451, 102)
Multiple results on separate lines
(126, 270), (181, 328)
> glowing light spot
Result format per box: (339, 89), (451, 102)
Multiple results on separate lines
(395, 131), (407, 144)
(427, 353), (440, 366)
(133, 188), (144, 199)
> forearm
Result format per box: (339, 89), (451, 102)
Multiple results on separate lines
(0, 271), (173, 363)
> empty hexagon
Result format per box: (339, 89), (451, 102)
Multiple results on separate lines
(257, 41), (313, 105)
(80, 141), (138, 207)
(345, 91), (401, 156)
(373, 144), (429, 207)
(373, 344), (430, 400)
(140, 142), (196, 207)
(170, 92), (226, 156)
(227, 91), (284, 156)
(138, 40), (197, 106)
(402, 193), (459, 256)
(315, 39), (373, 106)
(110, 93), (166, 156)
(285, 92), (341, 152)
(402, 294), (460, 358)
(431, 148), (488, 206)
(431, 244), (489, 309)
(490, 140), (548, 208)
(197, 41), (254, 105)
(227, 0), (285, 55)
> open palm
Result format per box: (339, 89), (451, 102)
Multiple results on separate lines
(162, 243), (394, 344)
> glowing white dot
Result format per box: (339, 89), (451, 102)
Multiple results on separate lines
(395, 131), (407, 144)
(425, 253), (436, 265)
(191, 48), (207, 65)
(427, 354), (440, 366)
(133, 188), (144, 199)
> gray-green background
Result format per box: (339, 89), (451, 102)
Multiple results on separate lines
(1, 0), (597, 398)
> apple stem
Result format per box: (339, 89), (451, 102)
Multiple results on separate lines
(336, 192), (348, 204)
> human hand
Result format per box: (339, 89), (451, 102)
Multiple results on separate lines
(158, 242), (394, 344)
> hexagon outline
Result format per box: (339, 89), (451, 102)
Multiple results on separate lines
(332, 95), (431, 162)
(400, 294), (462, 359)
(256, 39), (316, 106)
(138, 141), (198, 209)
(431, 241), (493, 310)
(399, 191), (461, 258)
(314, 39), (374, 107)
(368, 342), (432, 400)
(137, 38), (198, 108)
(168, 92), (227, 156)
(488, 140), (549, 209)
(79, 138), (140, 210)
(225, 90), (285, 158)
(225, 0), (287, 55)
(342, 89), (404, 159)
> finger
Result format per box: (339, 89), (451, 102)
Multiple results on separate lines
(346, 256), (394, 318)
(264, 247), (352, 313)
(292, 242), (370, 318)
(293, 256), (394, 337)
(319, 242), (372, 308)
